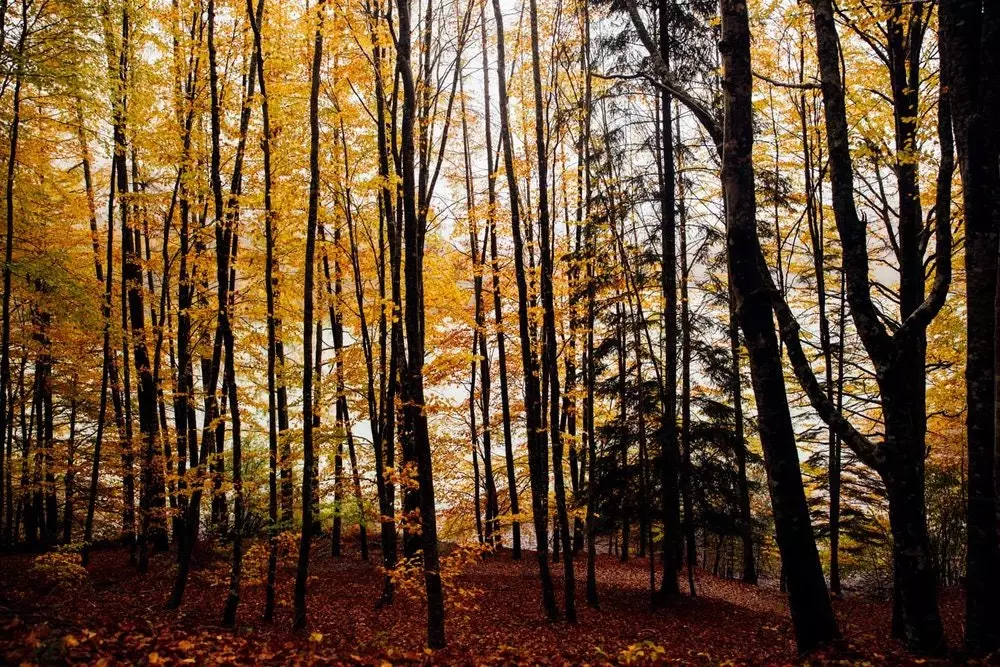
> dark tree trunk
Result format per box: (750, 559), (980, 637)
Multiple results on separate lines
(62, 398), (77, 543)
(370, 7), (402, 605)
(470, 334), (484, 546)
(245, 0), (281, 622)
(323, 221), (345, 560)
(491, 0), (557, 619)
(332, 126), (369, 561)
(459, 76), (499, 548)
(720, 0), (839, 652)
(656, 0), (681, 600)
(578, 0), (598, 609)
(369, 5), (399, 601)
(527, 0), (576, 621)
(795, 58), (839, 596)
(313, 319), (324, 541)
(939, 0), (1000, 655)
(809, 0), (946, 651)
(109, 5), (166, 570)
(79, 98), (120, 565)
(293, 0), (326, 631)
(396, 0), (447, 646)
(0, 1), (27, 547)
(477, 3), (519, 557)
(168, 2), (202, 567)
(676, 115), (696, 597)
(219, 0), (259, 621)
(729, 282), (756, 585)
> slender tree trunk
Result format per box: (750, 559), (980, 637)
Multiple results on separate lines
(247, 0), (278, 619)
(395, 0), (446, 646)
(332, 123), (369, 561)
(579, 0), (599, 609)
(79, 95), (121, 565)
(477, 0), (518, 556)
(676, 112), (696, 597)
(527, 0), (575, 621)
(169, 3), (201, 564)
(0, 1), (27, 548)
(62, 397), (77, 543)
(729, 281), (756, 584)
(219, 0), (260, 621)
(491, 0), (557, 619)
(470, 331), (484, 546)
(616, 302), (630, 566)
(293, 0), (326, 631)
(109, 5), (166, 570)
(656, 0), (681, 599)
(313, 318), (324, 541)
(322, 216), (350, 558)
(795, 47), (839, 597)
(367, 1), (398, 602)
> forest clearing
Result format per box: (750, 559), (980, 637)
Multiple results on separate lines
(0, 0), (997, 662)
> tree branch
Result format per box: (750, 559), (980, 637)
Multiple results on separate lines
(621, 0), (723, 149)
(753, 71), (820, 89)
(892, 64), (954, 349)
(759, 250), (885, 472)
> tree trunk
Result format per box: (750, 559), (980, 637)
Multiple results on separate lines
(491, 0), (557, 619)
(677, 111), (696, 597)
(62, 397), (77, 543)
(368, 2), (398, 602)
(729, 281), (756, 585)
(293, 0), (326, 631)
(720, 0), (839, 652)
(245, 0), (280, 621)
(809, 0), (946, 650)
(655, 0), (682, 601)
(396, 0), (446, 646)
(330, 126), (369, 561)
(527, 0), (575, 621)
(110, 5), (166, 569)
(0, 1), (27, 548)
(939, 0), (1000, 655)
(478, 3), (519, 556)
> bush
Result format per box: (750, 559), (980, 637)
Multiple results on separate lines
(29, 550), (88, 591)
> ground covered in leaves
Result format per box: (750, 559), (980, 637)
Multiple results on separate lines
(0, 540), (969, 665)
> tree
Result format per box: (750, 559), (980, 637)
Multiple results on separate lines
(766, 0), (953, 650)
(527, 0), (576, 622)
(0, 0), (28, 553)
(939, 0), (999, 655)
(293, 0), (327, 631)
(395, 0), (446, 646)
(718, 0), (840, 652)
(491, 0), (557, 620)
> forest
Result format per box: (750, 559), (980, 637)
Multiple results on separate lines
(0, 0), (995, 662)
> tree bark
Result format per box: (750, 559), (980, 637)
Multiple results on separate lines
(527, 0), (576, 621)
(245, 0), (282, 622)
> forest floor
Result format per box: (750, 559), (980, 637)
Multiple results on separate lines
(0, 538), (971, 665)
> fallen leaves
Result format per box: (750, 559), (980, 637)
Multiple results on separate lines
(0, 542), (970, 665)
